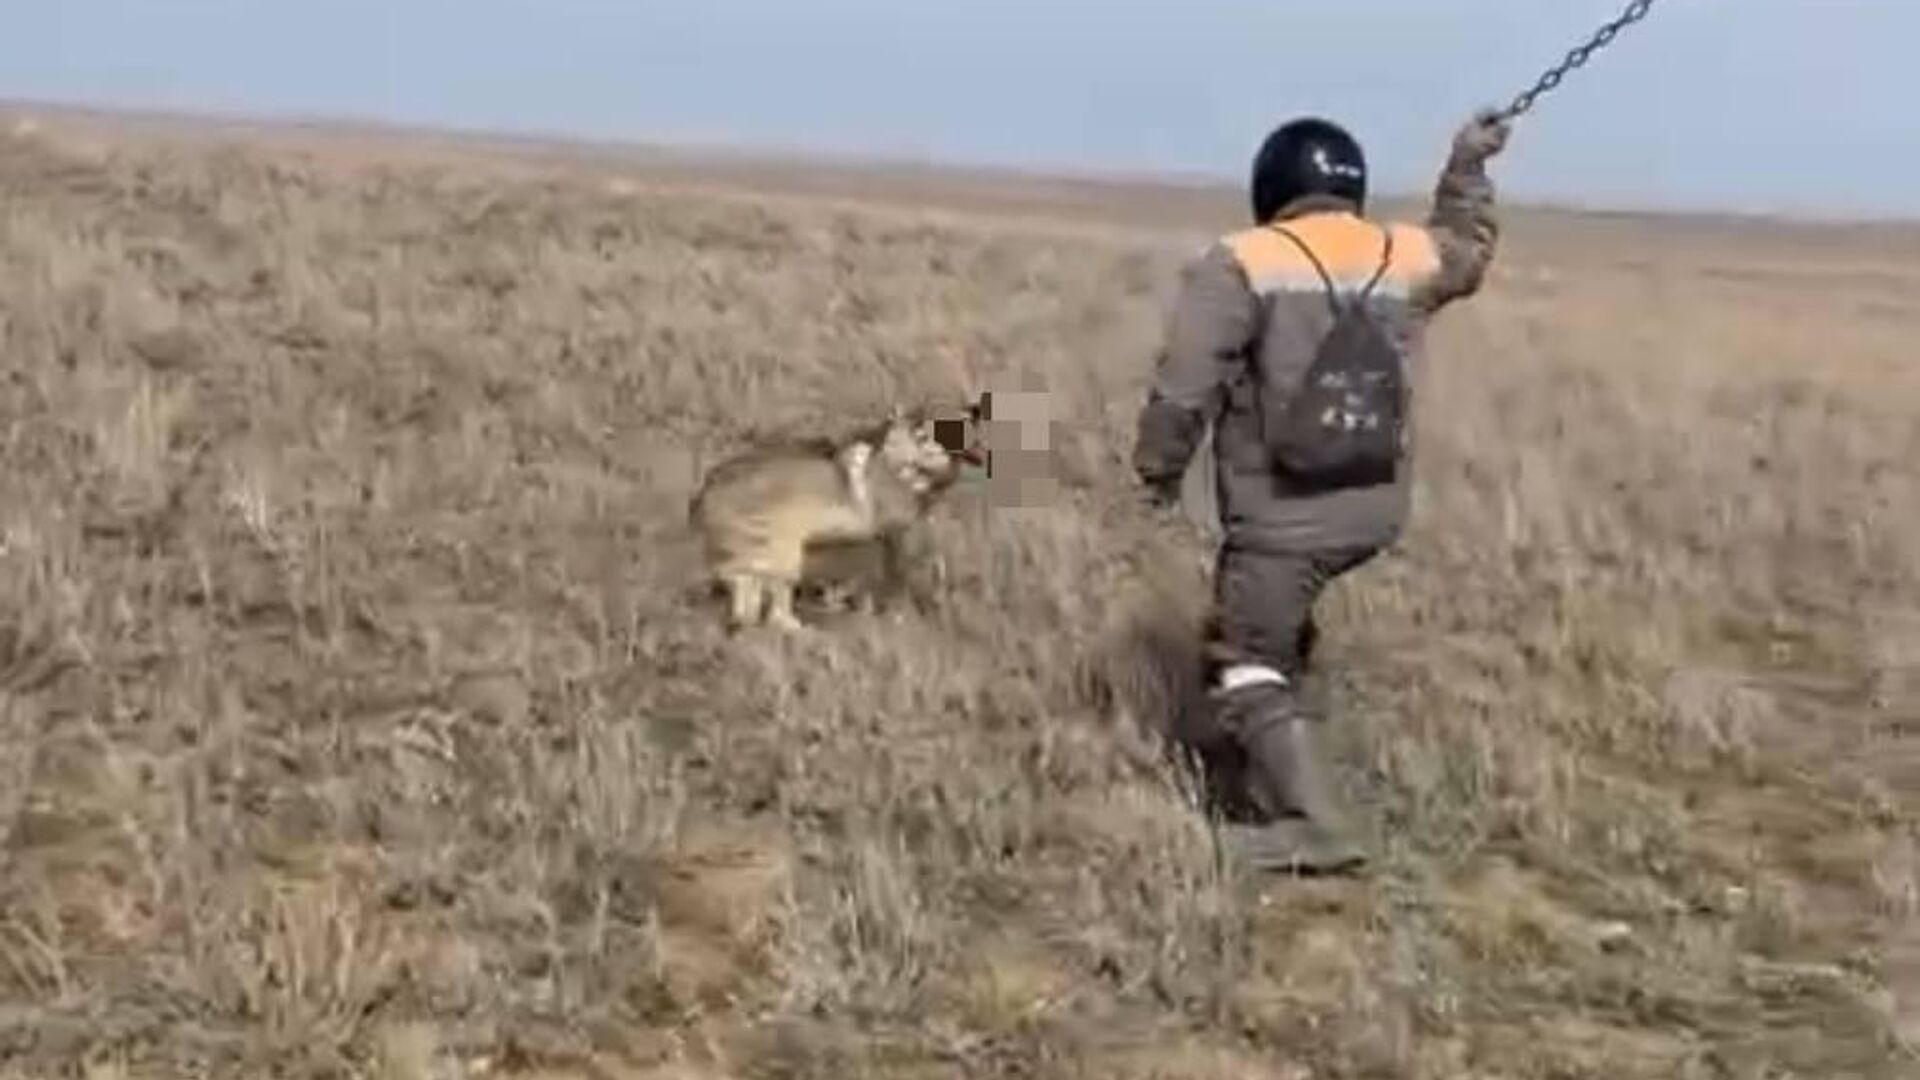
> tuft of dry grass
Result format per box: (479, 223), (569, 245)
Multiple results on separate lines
(1, 114), (1917, 1078)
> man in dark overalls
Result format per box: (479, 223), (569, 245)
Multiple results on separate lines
(1133, 109), (1511, 875)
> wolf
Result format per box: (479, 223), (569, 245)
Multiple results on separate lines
(688, 402), (984, 632)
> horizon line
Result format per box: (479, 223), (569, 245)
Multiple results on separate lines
(6, 92), (1918, 231)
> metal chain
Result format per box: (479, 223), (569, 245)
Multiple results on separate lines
(1500, 0), (1658, 122)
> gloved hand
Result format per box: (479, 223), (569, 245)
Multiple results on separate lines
(1451, 107), (1513, 165)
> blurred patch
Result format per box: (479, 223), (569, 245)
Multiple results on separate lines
(968, 386), (1064, 509)
(932, 411), (985, 467)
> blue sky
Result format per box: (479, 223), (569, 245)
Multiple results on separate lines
(6, 0), (1915, 217)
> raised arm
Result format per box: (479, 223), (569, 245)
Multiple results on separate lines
(1412, 108), (1511, 314)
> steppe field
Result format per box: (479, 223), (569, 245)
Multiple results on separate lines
(1, 106), (1918, 1080)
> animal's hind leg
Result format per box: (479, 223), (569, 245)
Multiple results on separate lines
(724, 573), (766, 631)
(763, 537), (808, 631)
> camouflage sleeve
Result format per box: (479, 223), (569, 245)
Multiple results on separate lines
(1413, 145), (1501, 313)
(1132, 242), (1259, 496)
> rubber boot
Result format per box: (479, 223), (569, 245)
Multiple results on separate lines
(1215, 685), (1368, 877)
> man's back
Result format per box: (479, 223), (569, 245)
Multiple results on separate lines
(1221, 209), (1449, 405)
(1133, 116), (1505, 553)
(1125, 110), (1513, 878)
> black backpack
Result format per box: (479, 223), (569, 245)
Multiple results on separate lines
(1254, 223), (1406, 490)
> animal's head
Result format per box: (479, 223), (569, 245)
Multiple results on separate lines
(871, 399), (988, 495)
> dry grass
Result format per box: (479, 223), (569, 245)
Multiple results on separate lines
(1, 113), (1917, 1079)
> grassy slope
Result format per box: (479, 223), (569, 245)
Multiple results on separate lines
(0, 117), (1916, 1079)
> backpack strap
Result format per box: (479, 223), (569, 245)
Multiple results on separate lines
(1268, 223), (1396, 317)
(1361, 227), (1395, 302)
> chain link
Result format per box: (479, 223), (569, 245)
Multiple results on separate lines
(1500, 0), (1657, 122)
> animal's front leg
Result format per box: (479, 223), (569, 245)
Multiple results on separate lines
(837, 442), (875, 520)
(876, 529), (914, 614)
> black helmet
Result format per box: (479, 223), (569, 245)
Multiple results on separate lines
(1250, 117), (1368, 222)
